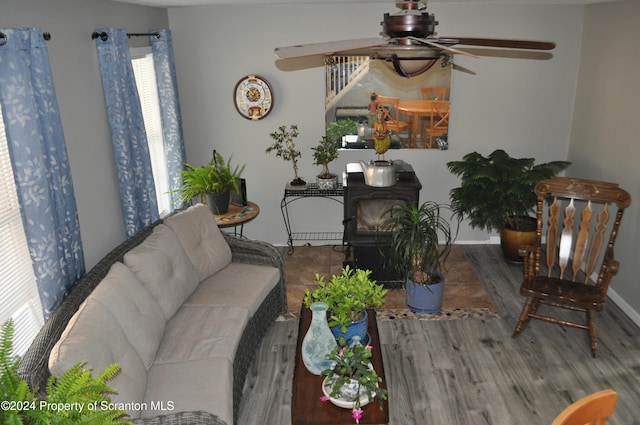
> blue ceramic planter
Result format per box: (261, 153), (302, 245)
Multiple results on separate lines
(330, 310), (368, 343)
(406, 272), (445, 314)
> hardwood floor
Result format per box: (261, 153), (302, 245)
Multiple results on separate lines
(238, 245), (640, 425)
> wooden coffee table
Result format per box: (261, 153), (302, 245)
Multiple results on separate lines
(291, 307), (389, 425)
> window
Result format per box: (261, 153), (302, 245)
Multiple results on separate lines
(0, 104), (44, 356)
(131, 48), (172, 217)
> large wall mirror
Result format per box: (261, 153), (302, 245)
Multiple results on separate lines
(325, 56), (452, 150)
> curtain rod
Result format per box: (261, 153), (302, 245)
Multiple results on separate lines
(91, 31), (161, 42)
(0, 31), (51, 46)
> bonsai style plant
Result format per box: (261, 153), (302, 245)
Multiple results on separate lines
(320, 337), (387, 424)
(0, 320), (129, 424)
(378, 201), (460, 313)
(312, 119), (356, 190)
(446, 149), (570, 261)
(267, 124), (306, 188)
(172, 151), (245, 215)
(303, 266), (387, 340)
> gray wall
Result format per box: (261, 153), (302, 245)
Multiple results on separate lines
(569, 0), (640, 323)
(1, 0), (169, 268)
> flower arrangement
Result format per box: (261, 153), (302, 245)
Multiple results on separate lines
(320, 337), (387, 424)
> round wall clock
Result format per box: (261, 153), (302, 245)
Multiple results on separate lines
(233, 74), (274, 121)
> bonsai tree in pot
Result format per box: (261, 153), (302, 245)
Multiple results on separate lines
(303, 266), (387, 342)
(379, 201), (460, 314)
(173, 151), (245, 215)
(267, 124), (306, 188)
(446, 149), (570, 262)
(312, 119), (356, 190)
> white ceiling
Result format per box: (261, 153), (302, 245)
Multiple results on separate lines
(107, 0), (614, 8)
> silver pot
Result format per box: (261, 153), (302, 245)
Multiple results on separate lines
(359, 160), (395, 187)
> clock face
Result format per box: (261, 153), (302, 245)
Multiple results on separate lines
(233, 75), (273, 120)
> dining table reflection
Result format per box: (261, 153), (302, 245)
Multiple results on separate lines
(397, 99), (450, 148)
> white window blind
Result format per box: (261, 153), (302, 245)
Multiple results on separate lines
(131, 48), (172, 217)
(0, 104), (44, 356)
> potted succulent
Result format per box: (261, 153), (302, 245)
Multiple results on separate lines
(379, 201), (460, 313)
(303, 266), (387, 342)
(267, 124), (306, 189)
(173, 151), (245, 215)
(311, 119), (356, 191)
(0, 320), (129, 424)
(446, 149), (570, 262)
(320, 337), (387, 423)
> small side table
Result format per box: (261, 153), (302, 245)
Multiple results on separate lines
(214, 201), (259, 237)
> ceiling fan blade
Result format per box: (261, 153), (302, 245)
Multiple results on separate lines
(443, 37), (556, 51)
(274, 37), (388, 59)
(408, 36), (479, 59)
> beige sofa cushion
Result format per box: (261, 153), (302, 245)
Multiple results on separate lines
(49, 299), (147, 419)
(124, 224), (200, 320)
(164, 204), (232, 280)
(89, 262), (165, 369)
(185, 262), (280, 316)
(154, 305), (249, 364)
(143, 357), (234, 425)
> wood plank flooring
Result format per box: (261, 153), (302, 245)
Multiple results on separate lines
(238, 245), (640, 425)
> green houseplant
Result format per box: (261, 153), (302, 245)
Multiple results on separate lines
(446, 149), (570, 261)
(379, 201), (460, 313)
(320, 337), (387, 424)
(173, 151), (245, 215)
(0, 320), (130, 425)
(312, 119), (356, 190)
(303, 266), (387, 339)
(267, 124), (306, 188)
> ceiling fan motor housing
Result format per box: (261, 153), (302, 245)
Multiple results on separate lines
(383, 11), (437, 42)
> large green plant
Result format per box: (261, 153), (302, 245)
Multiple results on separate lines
(379, 201), (459, 285)
(172, 152), (245, 204)
(303, 266), (387, 333)
(447, 149), (570, 232)
(0, 320), (130, 424)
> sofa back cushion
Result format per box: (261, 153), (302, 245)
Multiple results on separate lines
(49, 298), (147, 418)
(164, 204), (232, 280)
(88, 262), (165, 369)
(124, 224), (200, 320)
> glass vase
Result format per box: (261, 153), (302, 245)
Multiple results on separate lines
(301, 302), (337, 375)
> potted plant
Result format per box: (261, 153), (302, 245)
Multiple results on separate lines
(303, 266), (387, 342)
(379, 201), (460, 313)
(446, 149), (570, 262)
(0, 320), (129, 424)
(267, 124), (306, 189)
(173, 151), (245, 215)
(320, 337), (387, 423)
(312, 119), (356, 191)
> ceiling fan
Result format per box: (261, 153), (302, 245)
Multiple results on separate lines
(274, 0), (555, 78)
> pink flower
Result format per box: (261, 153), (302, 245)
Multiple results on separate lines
(339, 347), (347, 357)
(365, 345), (373, 350)
(320, 395), (329, 402)
(352, 407), (363, 424)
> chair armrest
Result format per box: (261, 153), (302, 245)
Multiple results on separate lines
(132, 411), (227, 425)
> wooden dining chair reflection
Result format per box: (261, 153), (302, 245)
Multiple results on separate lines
(376, 95), (410, 139)
(420, 87), (447, 100)
(551, 389), (618, 425)
(421, 100), (450, 148)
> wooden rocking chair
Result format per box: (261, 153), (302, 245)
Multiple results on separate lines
(512, 177), (631, 357)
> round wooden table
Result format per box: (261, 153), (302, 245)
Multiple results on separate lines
(214, 201), (260, 236)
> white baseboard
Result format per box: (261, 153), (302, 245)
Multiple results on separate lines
(607, 287), (640, 328)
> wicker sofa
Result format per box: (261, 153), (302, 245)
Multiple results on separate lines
(18, 204), (287, 425)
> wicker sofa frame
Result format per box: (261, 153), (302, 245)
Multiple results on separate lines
(18, 216), (287, 425)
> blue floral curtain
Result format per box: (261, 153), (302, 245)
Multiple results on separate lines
(0, 28), (85, 318)
(150, 29), (187, 208)
(94, 28), (159, 237)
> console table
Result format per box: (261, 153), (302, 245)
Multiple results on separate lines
(280, 183), (344, 254)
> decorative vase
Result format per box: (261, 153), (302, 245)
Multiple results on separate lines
(301, 302), (337, 375)
(206, 192), (230, 215)
(406, 273), (445, 314)
(330, 310), (368, 343)
(316, 174), (338, 191)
